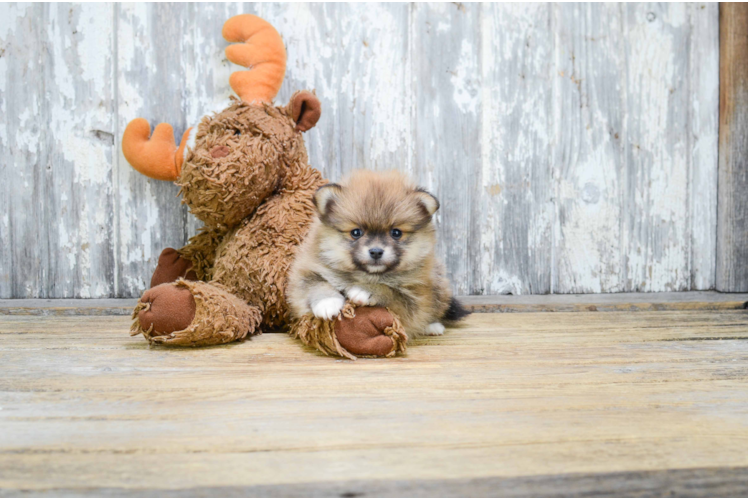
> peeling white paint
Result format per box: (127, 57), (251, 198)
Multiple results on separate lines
(0, 3), (721, 298)
(0, 3), (34, 39)
(623, 3), (692, 292)
(364, 6), (411, 164)
(479, 3), (554, 295)
(451, 39), (479, 115)
(487, 270), (525, 296)
(689, 3), (719, 290)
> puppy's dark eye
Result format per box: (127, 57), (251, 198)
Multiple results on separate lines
(350, 228), (363, 239)
(390, 228), (403, 240)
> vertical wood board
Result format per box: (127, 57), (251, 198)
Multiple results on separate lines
(480, 3), (554, 294)
(716, 3), (748, 292)
(553, 3), (626, 294)
(412, 3), (482, 295)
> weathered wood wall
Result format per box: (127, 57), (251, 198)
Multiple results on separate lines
(0, 3), (720, 298)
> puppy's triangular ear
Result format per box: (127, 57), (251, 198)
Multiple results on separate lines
(414, 188), (440, 217)
(314, 183), (342, 217)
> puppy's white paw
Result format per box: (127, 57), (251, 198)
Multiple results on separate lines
(346, 286), (372, 306)
(424, 322), (445, 336)
(311, 297), (345, 320)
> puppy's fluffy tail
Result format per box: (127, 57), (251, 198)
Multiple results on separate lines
(442, 296), (470, 322)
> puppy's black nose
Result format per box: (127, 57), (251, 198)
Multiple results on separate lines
(369, 248), (384, 260)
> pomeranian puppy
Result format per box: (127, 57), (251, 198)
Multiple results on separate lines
(287, 170), (469, 336)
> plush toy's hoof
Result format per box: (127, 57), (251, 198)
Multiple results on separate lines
(137, 283), (196, 335)
(292, 303), (407, 360)
(131, 279), (262, 347)
(151, 248), (198, 288)
(335, 306), (403, 357)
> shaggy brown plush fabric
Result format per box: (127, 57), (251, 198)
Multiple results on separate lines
(177, 225), (228, 281)
(292, 303), (407, 360)
(131, 279), (262, 347)
(151, 248), (197, 287)
(130, 95), (409, 358)
(177, 99), (305, 228)
(123, 14), (409, 358)
(172, 98), (327, 334)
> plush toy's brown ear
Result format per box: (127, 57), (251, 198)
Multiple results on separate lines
(289, 90), (322, 132)
(314, 183), (342, 217)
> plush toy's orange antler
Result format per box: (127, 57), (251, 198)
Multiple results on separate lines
(122, 119), (192, 181)
(223, 14), (286, 104)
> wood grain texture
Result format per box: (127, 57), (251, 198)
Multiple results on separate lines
(480, 3), (554, 295)
(413, 3), (482, 295)
(553, 3), (626, 294)
(717, 3), (748, 292)
(48, 4), (116, 299)
(1, 311), (748, 495)
(5, 467), (748, 497)
(0, 3), (722, 298)
(689, 3), (719, 291)
(0, 4), (47, 299)
(0, 4), (116, 299)
(624, 4), (693, 293)
(554, 4), (720, 294)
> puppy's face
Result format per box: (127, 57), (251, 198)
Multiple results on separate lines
(314, 171), (439, 275)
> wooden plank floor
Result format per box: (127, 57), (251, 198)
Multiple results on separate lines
(1, 311), (748, 496)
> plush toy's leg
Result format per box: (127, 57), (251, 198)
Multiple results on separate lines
(209, 182), (322, 330)
(292, 303), (408, 360)
(150, 248), (198, 287)
(131, 279), (262, 347)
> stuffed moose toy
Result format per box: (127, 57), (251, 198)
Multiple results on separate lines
(122, 14), (407, 359)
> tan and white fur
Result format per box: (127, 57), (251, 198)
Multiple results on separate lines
(287, 170), (468, 337)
